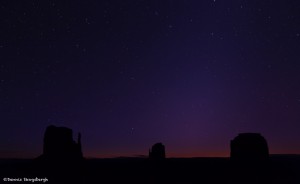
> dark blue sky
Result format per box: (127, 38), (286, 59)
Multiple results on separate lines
(1, 0), (300, 158)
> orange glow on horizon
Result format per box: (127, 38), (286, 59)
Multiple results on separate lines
(1, 148), (300, 159)
(83, 148), (300, 158)
(84, 150), (230, 158)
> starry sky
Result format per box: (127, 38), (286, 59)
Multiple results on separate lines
(1, 0), (300, 158)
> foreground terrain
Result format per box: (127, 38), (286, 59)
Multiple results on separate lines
(0, 155), (299, 184)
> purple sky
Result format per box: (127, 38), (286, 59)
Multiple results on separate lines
(1, 0), (300, 158)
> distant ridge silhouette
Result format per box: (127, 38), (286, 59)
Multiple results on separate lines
(230, 133), (269, 161)
(149, 142), (166, 160)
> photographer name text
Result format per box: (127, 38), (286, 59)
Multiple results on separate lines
(3, 177), (48, 183)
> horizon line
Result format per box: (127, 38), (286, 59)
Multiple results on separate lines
(1, 153), (300, 160)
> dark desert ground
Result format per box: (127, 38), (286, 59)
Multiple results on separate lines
(1, 155), (300, 183)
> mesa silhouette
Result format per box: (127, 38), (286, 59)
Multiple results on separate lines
(230, 133), (269, 161)
(149, 142), (166, 160)
(38, 125), (83, 161)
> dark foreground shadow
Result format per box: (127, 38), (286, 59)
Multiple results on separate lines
(1, 156), (299, 184)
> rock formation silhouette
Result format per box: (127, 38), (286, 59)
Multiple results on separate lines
(230, 133), (269, 161)
(40, 125), (83, 160)
(149, 143), (166, 160)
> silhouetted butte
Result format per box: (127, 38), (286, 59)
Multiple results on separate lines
(149, 142), (166, 160)
(39, 125), (83, 161)
(230, 133), (269, 161)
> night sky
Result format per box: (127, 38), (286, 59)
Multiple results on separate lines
(1, 0), (300, 158)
